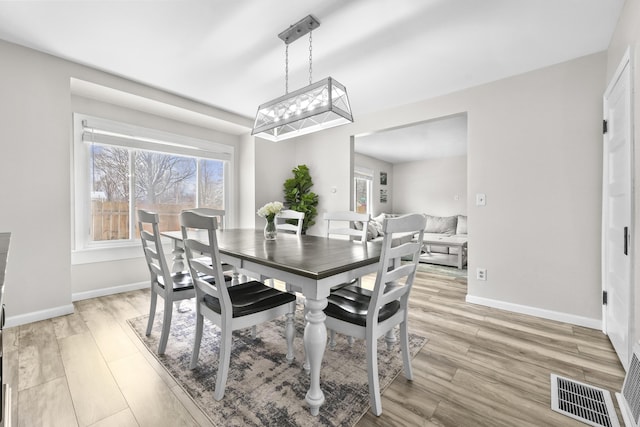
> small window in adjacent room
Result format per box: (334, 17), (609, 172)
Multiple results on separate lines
(73, 114), (234, 262)
(354, 167), (373, 215)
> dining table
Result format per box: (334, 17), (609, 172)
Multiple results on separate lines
(161, 228), (382, 416)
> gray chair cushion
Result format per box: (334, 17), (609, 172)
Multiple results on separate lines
(203, 280), (295, 318)
(325, 284), (400, 327)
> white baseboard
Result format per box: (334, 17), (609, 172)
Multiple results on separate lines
(465, 295), (602, 329)
(3, 282), (150, 328)
(72, 281), (149, 302)
(5, 304), (74, 328)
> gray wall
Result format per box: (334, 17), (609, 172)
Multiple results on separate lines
(291, 51), (607, 327)
(0, 32), (620, 330)
(393, 155), (467, 217)
(0, 39), (250, 325)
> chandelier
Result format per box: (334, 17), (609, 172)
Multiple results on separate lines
(252, 15), (353, 142)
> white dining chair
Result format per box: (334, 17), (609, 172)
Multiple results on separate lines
(180, 210), (296, 401)
(182, 208), (237, 278)
(268, 209), (305, 291)
(275, 209), (305, 235)
(324, 211), (371, 293)
(324, 213), (426, 416)
(324, 211), (370, 243)
(186, 208), (226, 229)
(138, 209), (200, 354)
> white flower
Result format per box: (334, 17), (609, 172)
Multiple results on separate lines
(257, 201), (284, 219)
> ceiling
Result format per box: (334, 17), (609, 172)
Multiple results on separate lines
(0, 0), (624, 161)
(355, 113), (468, 164)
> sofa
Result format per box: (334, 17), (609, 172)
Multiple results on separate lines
(361, 213), (416, 246)
(356, 213), (414, 245)
(423, 214), (467, 255)
(364, 213), (467, 259)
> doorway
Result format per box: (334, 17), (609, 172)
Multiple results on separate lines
(602, 48), (634, 370)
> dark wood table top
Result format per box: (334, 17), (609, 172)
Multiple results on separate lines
(163, 229), (382, 281)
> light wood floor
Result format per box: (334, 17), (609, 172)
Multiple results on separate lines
(3, 266), (625, 426)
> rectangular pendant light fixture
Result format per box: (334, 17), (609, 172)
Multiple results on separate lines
(251, 15), (353, 141)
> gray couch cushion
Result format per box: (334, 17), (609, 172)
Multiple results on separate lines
(355, 221), (378, 240)
(425, 215), (457, 235)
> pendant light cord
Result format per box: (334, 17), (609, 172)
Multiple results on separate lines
(309, 31), (313, 85)
(285, 44), (289, 94)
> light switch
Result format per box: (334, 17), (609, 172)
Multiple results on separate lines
(476, 193), (486, 206)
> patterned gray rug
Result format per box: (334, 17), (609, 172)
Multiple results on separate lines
(128, 300), (426, 427)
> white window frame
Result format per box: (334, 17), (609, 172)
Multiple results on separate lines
(72, 113), (235, 264)
(354, 167), (373, 216)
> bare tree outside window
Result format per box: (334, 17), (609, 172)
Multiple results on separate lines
(134, 151), (196, 205)
(91, 145), (130, 240)
(198, 159), (224, 209)
(89, 144), (221, 241)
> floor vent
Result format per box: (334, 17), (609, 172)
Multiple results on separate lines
(551, 374), (620, 427)
(616, 347), (640, 427)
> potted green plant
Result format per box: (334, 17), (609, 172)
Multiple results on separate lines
(283, 164), (319, 234)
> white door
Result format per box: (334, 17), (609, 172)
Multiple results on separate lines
(603, 48), (634, 370)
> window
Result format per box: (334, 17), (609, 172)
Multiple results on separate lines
(354, 167), (373, 215)
(73, 114), (234, 262)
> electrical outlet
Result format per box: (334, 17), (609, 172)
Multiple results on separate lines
(476, 268), (487, 281)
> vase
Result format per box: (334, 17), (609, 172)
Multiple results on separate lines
(264, 217), (277, 240)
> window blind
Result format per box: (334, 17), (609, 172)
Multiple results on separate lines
(81, 116), (232, 161)
(354, 167), (374, 180)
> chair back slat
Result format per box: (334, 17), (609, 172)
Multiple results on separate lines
(276, 210), (305, 235)
(180, 211), (231, 315)
(324, 211), (370, 243)
(368, 213), (426, 320)
(137, 209), (175, 293)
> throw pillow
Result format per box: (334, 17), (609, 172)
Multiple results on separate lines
(372, 213), (386, 224)
(369, 213), (386, 238)
(366, 222), (378, 240)
(456, 215), (468, 235)
(425, 215), (457, 235)
(371, 220), (383, 237)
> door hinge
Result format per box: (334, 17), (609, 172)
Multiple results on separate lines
(603, 290), (608, 305)
(603, 119), (608, 134)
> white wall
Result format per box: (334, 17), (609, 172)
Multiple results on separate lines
(393, 156), (467, 217)
(607, 0), (640, 346)
(0, 41), (73, 323)
(288, 131), (353, 236)
(0, 39), (251, 325)
(238, 133), (256, 229)
(253, 138), (298, 228)
(292, 51), (607, 327)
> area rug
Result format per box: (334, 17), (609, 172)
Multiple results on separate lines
(128, 300), (426, 427)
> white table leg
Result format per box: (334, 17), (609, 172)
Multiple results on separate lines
(304, 297), (327, 416)
(170, 240), (190, 312)
(170, 240), (185, 273)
